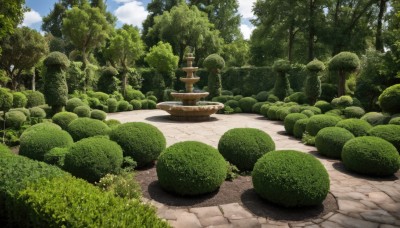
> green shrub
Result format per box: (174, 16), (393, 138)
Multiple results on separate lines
(125, 88), (145, 101)
(10, 107), (30, 117)
(361, 112), (390, 126)
(277, 107), (291, 121)
(212, 95), (233, 103)
(52, 111), (78, 130)
(44, 147), (69, 167)
(140, 99), (149, 109)
(37, 104), (53, 117)
(24, 90), (45, 108)
(293, 118), (309, 139)
(389, 117), (400, 125)
(19, 128), (73, 161)
(29, 107), (46, 118)
(315, 127), (354, 159)
(157, 141), (226, 195)
(87, 97), (101, 109)
(218, 128), (275, 171)
(368, 125), (400, 152)
(233, 95), (243, 101)
(23, 122), (61, 135)
(12, 92), (27, 108)
(147, 95), (157, 102)
(73, 105), (91, 117)
(301, 110), (314, 117)
(118, 100), (130, 112)
(64, 137), (123, 183)
(320, 83), (337, 102)
(252, 150), (329, 207)
(284, 113), (308, 135)
(328, 52), (360, 96)
(204, 54), (224, 98)
(331, 95), (353, 108)
(272, 59), (292, 100)
(256, 91), (269, 102)
(260, 104), (271, 117)
(96, 172), (142, 199)
(252, 102), (267, 114)
(267, 106), (280, 120)
(225, 100), (239, 109)
(109, 122), (166, 167)
(107, 98), (118, 113)
(90, 109), (107, 121)
(67, 118), (110, 142)
(97, 66), (119, 94)
(306, 114), (342, 136)
(284, 92), (307, 104)
(378, 84), (400, 114)
(66, 98), (85, 112)
(342, 137), (400, 176)
(238, 97), (257, 113)
(0, 88), (13, 112)
(91, 92), (109, 103)
(104, 119), (121, 128)
(314, 101), (332, 113)
(147, 100), (157, 109)
(267, 94), (280, 102)
(130, 100), (142, 110)
(0, 143), (12, 155)
(5, 111), (27, 129)
(299, 106), (322, 115)
(325, 109), (343, 117)
(336, 119), (372, 137)
(343, 106), (365, 119)
(221, 90), (233, 96)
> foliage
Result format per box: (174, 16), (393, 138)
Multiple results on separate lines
(331, 95), (353, 109)
(107, 98), (118, 113)
(218, 128), (275, 171)
(252, 150), (329, 207)
(328, 52), (360, 96)
(342, 137), (400, 176)
(104, 119), (121, 129)
(320, 83), (338, 102)
(157, 141), (226, 195)
(90, 109), (107, 120)
(343, 106), (366, 119)
(378, 84), (400, 114)
(23, 122), (61, 135)
(284, 92), (307, 104)
(238, 97), (257, 113)
(23, 90), (45, 108)
(293, 118), (309, 139)
(117, 100), (130, 112)
(222, 39), (249, 67)
(255, 91), (269, 102)
(29, 107), (46, 119)
(125, 88), (145, 101)
(305, 60), (324, 104)
(43, 147), (69, 167)
(0, 88), (13, 113)
(368, 125), (400, 152)
(109, 122), (166, 168)
(0, 0), (26, 52)
(360, 112), (391, 126)
(204, 54), (224, 99)
(272, 60), (292, 100)
(64, 137), (123, 183)
(203, 54), (225, 71)
(5, 111), (26, 129)
(97, 66), (119, 94)
(389, 117), (400, 125)
(252, 102), (267, 114)
(315, 127), (354, 159)
(284, 113), (308, 135)
(306, 114), (342, 136)
(67, 117), (110, 142)
(52, 111), (78, 130)
(73, 105), (90, 117)
(130, 100), (142, 110)
(12, 92), (27, 108)
(272, 59), (291, 73)
(314, 101), (332, 113)
(96, 171), (141, 199)
(335, 119), (372, 137)
(266, 106), (280, 120)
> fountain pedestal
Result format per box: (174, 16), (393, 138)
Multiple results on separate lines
(156, 53), (224, 121)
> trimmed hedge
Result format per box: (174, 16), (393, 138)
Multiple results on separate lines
(361, 112), (390, 126)
(335, 119), (372, 137)
(252, 150), (329, 207)
(118, 100), (130, 112)
(52, 111), (79, 130)
(90, 109), (107, 120)
(23, 122), (61, 135)
(64, 137), (123, 183)
(130, 100), (142, 110)
(66, 98), (85, 112)
(343, 106), (365, 119)
(44, 147), (69, 167)
(342, 137), (400, 176)
(314, 101), (332, 113)
(0, 143), (12, 155)
(29, 107), (46, 118)
(267, 106), (280, 120)
(24, 90), (45, 108)
(107, 98), (118, 113)
(157, 141), (226, 195)
(378, 84), (400, 114)
(109, 122), (166, 167)
(293, 118), (309, 139)
(104, 119), (121, 128)
(12, 92), (27, 108)
(315, 127), (355, 159)
(5, 111), (27, 129)
(67, 118), (110, 142)
(284, 113), (308, 135)
(256, 91), (269, 102)
(306, 114), (342, 136)
(73, 105), (91, 117)
(238, 97), (257, 113)
(368, 125), (400, 152)
(218, 128), (275, 171)
(389, 117), (400, 125)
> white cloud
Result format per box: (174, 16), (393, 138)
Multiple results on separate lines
(114, 1), (148, 28)
(238, 0), (256, 19)
(22, 10), (42, 27)
(114, 0), (135, 3)
(240, 23), (254, 40)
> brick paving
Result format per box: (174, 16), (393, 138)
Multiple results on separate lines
(108, 110), (400, 228)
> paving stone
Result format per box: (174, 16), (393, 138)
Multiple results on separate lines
(206, 224), (233, 228)
(328, 213), (379, 228)
(360, 200), (380, 209)
(220, 203), (254, 220)
(312, 219), (324, 224)
(261, 224), (289, 228)
(337, 199), (368, 212)
(320, 220), (342, 228)
(360, 210), (396, 224)
(169, 211), (202, 228)
(190, 206), (223, 218)
(380, 225), (399, 228)
(229, 218), (261, 228)
(334, 192), (367, 200)
(158, 208), (188, 221)
(257, 217), (267, 224)
(199, 216), (229, 227)
(290, 221), (315, 227)
(374, 185), (400, 202)
(322, 212), (335, 220)
(368, 192), (395, 204)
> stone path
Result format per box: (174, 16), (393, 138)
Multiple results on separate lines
(108, 110), (400, 228)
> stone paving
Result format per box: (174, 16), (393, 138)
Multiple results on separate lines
(108, 110), (400, 228)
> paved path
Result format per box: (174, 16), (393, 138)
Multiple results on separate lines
(108, 110), (400, 228)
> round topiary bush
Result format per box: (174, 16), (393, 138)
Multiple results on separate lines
(252, 102), (267, 114)
(368, 125), (400, 152)
(10, 108), (30, 117)
(268, 94), (280, 102)
(239, 97), (257, 113)
(24, 90), (45, 108)
(156, 141), (226, 195)
(315, 127), (355, 159)
(342, 136), (400, 176)
(0, 88), (13, 112)
(0, 143), (12, 155)
(63, 137), (123, 183)
(130, 100), (142, 110)
(306, 114), (342, 136)
(299, 106), (322, 115)
(218, 128), (275, 171)
(225, 100), (239, 109)
(19, 127), (73, 161)
(343, 106), (365, 119)
(104, 119), (121, 129)
(90, 109), (107, 121)
(118, 100), (130, 112)
(293, 118), (309, 139)
(125, 89), (145, 101)
(73, 105), (91, 117)
(107, 98), (118, 113)
(147, 100), (157, 109)
(44, 147), (69, 167)
(331, 96), (353, 109)
(12, 92), (27, 108)
(147, 95), (157, 102)
(252, 150), (329, 207)
(29, 107), (46, 118)
(22, 122), (61, 135)
(314, 101), (332, 113)
(379, 84), (400, 114)
(256, 91), (269, 102)
(109, 122), (166, 167)
(66, 98), (85, 112)
(267, 106), (280, 120)
(284, 113), (308, 135)
(203, 54), (225, 71)
(5, 111), (27, 129)
(301, 110), (314, 117)
(52, 111), (79, 130)
(277, 107), (291, 121)
(389, 117), (400, 125)
(336, 119), (372, 137)
(361, 112), (390, 126)
(328, 52), (360, 96)
(67, 117), (110, 142)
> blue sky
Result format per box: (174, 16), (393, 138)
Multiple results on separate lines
(23, 0), (256, 39)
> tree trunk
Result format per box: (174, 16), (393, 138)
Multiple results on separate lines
(308, 0), (315, 61)
(121, 69), (127, 98)
(81, 49), (88, 92)
(338, 71), (346, 96)
(288, 23), (295, 63)
(375, 0), (386, 52)
(32, 67), (36, 91)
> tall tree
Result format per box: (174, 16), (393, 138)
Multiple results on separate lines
(376, 0), (389, 52)
(105, 25), (145, 96)
(0, 27), (48, 90)
(0, 0), (26, 55)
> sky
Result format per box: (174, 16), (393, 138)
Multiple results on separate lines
(23, 0), (256, 40)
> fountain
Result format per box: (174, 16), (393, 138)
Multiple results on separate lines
(156, 53), (224, 121)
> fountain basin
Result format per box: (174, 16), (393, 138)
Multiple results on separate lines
(156, 101), (224, 121)
(180, 77), (200, 84)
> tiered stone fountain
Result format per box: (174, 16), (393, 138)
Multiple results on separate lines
(156, 53), (224, 121)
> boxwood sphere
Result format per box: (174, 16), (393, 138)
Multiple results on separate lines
(378, 84), (400, 114)
(66, 98), (85, 112)
(267, 106), (280, 120)
(218, 128), (275, 171)
(389, 117), (400, 125)
(157, 141), (226, 195)
(109, 122), (166, 167)
(107, 98), (118, 113)
(314, 101), (332, 113)
(130, 100), (142, 110)
(0, 143), (12, 155)
(29, 107), (46, 118)
(315, 127), (354, 159)
(239, 97), (257, 113)
(368, 125), (400, 152)
(12, 92), (28, 108)
(306, 114), (342, 136)
(24, 90), (46, 108)
(284, 113), (308, 135)
(19, 128), (73, 161)
(5, 111), (27, 129)
(361, 112), (390, 126)
(343, 106), (365, 119)
(293, 118), (309, 139)
(118, 100), (130, 112)
(67, 117), (110, 142)
(90, 109), (107, 120)
(23, 122), (61, 135)
(342, 137), (400, 176)
(52, 111), (79, 130)
(252, 150), (330, 207)
(73, 105), (91, 117)
(64, 137), (123, 183)
(336, 119), (372, 137)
